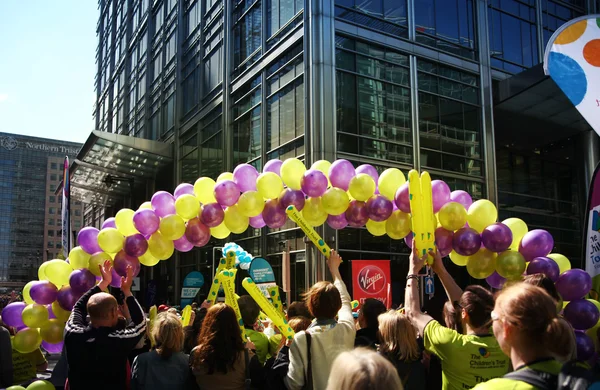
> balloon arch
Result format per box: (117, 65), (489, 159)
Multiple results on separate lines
(2, 158), (599, 360)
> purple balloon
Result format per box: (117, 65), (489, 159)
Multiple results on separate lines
(366, 195), (393, 222)
(185, 218), (211, 247)
(174, 183), (195, 199)
(1, 302), (26, 327)
(152, 191), (176, 218)
(394, 183), (411, 213)
(518, 229), (554, 261)
(214, 180), (240, 207)
(249, 214), (266, 229)
(301, 169), (328, 198)
(327, 213), (348, 230)
(69, 269), (96, 294)
(233, 164), (260, 192)
(556, 269), (592, 301)
(124, 234), (149, 257)
(201, 203), (225, 227)
(345, 200), (369, 227)
(435, 227), (454, 257)
(57, 286), (82, 312)
(262, 199), (287, 229)
(450, 190), (473, 209)
(114, 250), (141, 278)
(486, 271), (506, 289)
(481, 223), (513, 253)
(431, 180), (451, 213)
(110, 267), (122, 288)
(356, 164), (379, 185)
(174, 235), (194, 252)
(102, 217), (117, 229)
(47, 304), (56, 319)
(30, 281), (59, 305)
(279, 189), (306, 212)
(41, 340), (64, 354)
(564, 300), (600, 330)
(575, 331), (595, 361)
(526, 257), (560, 282)
(78, 227), (102, 254)
(329, 159), (356, 191)
(404, 232), (414, 248)
(264, 159), (283, 176)
(452, 227), (481, 256)
(133, 209), (160, 235)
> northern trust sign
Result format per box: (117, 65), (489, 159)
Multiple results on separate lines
(0, 135), (80, 155)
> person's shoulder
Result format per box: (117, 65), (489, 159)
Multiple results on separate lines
(472, 378), (530, 390)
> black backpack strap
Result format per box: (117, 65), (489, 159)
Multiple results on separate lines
(305, 332), (312, 390)
(558, 360), (594, 390)
(504, 368), (557, 390)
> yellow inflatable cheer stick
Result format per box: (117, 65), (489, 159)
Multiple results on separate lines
(225, 250), (237, 269)
(267, 285), (285, 315)
(218, 269), (247, 341)
(181, 305), (192, 327)
(408, 170), (436, 265)
(148, 305), (158, 346)
(285, 205), (331, 258)
(206, 254), (234, 304)
(242, 277), (295, 340)
(351, 300), (359, 310)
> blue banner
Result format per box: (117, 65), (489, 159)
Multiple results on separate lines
(61, 156), (70, 258)
(181, 271), (205, 307)
(249, 257), (276, 283)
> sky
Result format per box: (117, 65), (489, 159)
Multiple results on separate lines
(0, 1), (99, 144)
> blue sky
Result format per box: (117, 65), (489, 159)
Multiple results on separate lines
(0, 1), (99, 144)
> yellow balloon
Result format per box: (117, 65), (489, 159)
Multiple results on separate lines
(6, 385), (26, 390)
(378, 168), (406, 200)
(13, 328), (42, 354)
(467, 199), (497, 233)
(148, 232), (175, 260)
(51, 301), (71, 323)
(159, 214), (186, 240)
(311, 160), (332, 186)
(217, 172), (233, 182)
(502, 218), (528, 250)
(138, 201), (153, 210)
(224, 205), (249, 234)
(280, 158), (306, 191)
(348, 173), (376, 201)
(23, 281), (36, 305)
(211, 222), (231, 239)
(386, 210), (412, 239)
(97, 228), (125, 254)
(496, 250), (526, 280)
(547, 253), (571, 274)
(175, 194), (201, 219)
(466, 249), (497, 279)
(69, 247), (90, 270)
(322, 187), (350, 215)
(194, 177), (218, 204)
(366, 219), (386, 236)
(438, 202), (467, 231)
(302, 197), (327, 227)
(44, 260), (73, 287)
(27, 380), (55, 390)
(237, 191), (265, 217)
(22, 304), (49, 329)
(115, 209), (139, 236)
(88, 252), (113, 276)
(40, 319), (64, 344)
(38, 262), (49, 281)
(139, 251), (160, 267)
(257, 172), (283, 199)
(450, 250), (469, 266)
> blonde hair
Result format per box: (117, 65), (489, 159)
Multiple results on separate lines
(326, 348), (403, 390)
(377, 311), (420, 362)
(153, 312), (183, 358)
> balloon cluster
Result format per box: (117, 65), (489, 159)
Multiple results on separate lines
(223, 242), (253, 270)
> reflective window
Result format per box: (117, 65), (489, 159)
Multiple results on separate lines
(51, 162), (57, 170)
(335, 0), (408, 38)
(541, 0), (584, 47)
(268, 0), (303, 42)
(49, 196), (56, 203)
(48, 219), (54, 226)
(233, 0), (262, 73)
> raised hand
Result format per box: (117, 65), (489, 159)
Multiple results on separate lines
(328, 249), (343, 271)
(409, 244), (428, 275)
(98, 260), (113, 291)
(428, 249), (445, 274)
(120, 265), (134, 296)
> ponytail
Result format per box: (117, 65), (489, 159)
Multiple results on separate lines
(546, 317), (577, 363)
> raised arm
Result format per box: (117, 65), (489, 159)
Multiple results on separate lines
(328, 250), (353, 326)
(404, 245), (433, 336)
(109, 265), (146, 344)
(430, 250), (463, 303)
(66, 260), (112, 332)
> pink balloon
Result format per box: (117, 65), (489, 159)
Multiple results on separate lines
(214, 180), (240, 207)
(301, 169), (328, 197)
(450, 190), (473, 209)
(262, 199), (287, 228)
(329, 159), (356, 191)
(174, 183), (195, 199)
(327, 213), (348, 230)
(185, 218), (211, 247)
(78, 227), (102, 254)
(249, 214), (266, 229)
(279, 189), (306, 211)
(102, 218), (117, 229)
(435, 227), (454, 257)
(114, 250), (141, 278)
(201, 203), (225, 227)
(394, 183), (411, 213)
(404, 232), (414, 248)
(233, 163), (260, 192)
(356, 164), (379, 185)
(110, 268), (122, 288)
(174, 235), (194, 252)
(151, 191), (176, 218)
(431, 180), (451, 213)
(264, 159), (283, 176)
(366, 195), (393, 222)
(133, 209), (160, 235)
(345, 200), (369, 227)
(124, 234), (149, 257)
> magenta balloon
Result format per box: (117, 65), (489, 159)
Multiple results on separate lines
(486, 271), (506, 289)
(345, 200), (369, 227)
(151, 191), (176, 218)
(133, 209), (160, 235)
(328, 159), (356, 191)
(47, 304), (56, 319)
(102, 218), (117, 229)
(435, 227), (454, 257)
(262, 199), (287, 229)
(174, 235), (194, 252)
(57, 286), (82, 312)
(301, 169), (328, 197)
(77, 227), (102, 254)
(214, 180), (240, 207)
(327, 213), (348, 230)
(452, 227), (481, 256)
(264, 159), (283, 176)
(185, 218), (211, 247)
(114, 250), (141, 278)
(518, 229), (554, 261)
(481, 223), (513, 253)
(233, 163), (260, 192)
(394, 183), (411, 213)
(1, 302), (26, 327)
(431, 180), (451, 213)
(69, 269), (96, 294)
(124, 234), (149, 257)
(575, 331), (595, 361)
(30, 281), (59, 305)
(356, 164), (379, 184)
(366, 195), (393, 222)
(279, 189), (306, 211)
(564, 300), (600, 330)
(174, 183), (195, 199)
(526, 257), (560, 282)
(450, 190), (473, 209)
(404, 232), (414, 248)
(110, 267), (122, 288)
(555, 269), (592, 301)
(41, 340), (64, 354)
(201, 203), (225, 227)
(249, 214), (266, 229)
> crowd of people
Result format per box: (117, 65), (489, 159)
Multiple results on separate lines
(1, 244), (599, 390)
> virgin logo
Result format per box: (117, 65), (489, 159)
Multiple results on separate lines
(358, 266), (386, 294)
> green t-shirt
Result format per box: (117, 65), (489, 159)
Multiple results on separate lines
(472, 359), (562, 390)
(12, 348), (46, 385)
(424, 320), (509, 390)
(269, 333), (283, 357)
(245, 328), (270, 365)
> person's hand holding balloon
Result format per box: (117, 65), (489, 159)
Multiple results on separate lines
(98, 260), (113, 291)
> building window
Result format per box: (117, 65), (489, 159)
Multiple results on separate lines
(48, 230), (54, 237)
(56, 229), (62, 236)
(49, 196), (56, 203)
(48, 242), (54, 248)
(233, 0), (261, 72)
(268, 0), (304, 38)
(232, 76), (262, 166)
(49, 207), (56, 215)
(75, 210), (81, 217)
(50, 184), (56, 192)
(334, 0), (408, 39)
(57, 242), (62, 249)
(51, 162), (57, 170)
(48, 219), (54, 226)
(74, 220), (81, 229)
(200, 107), (224, 178)
(50, 174), (57, 181)
(541, 0), (584, 47)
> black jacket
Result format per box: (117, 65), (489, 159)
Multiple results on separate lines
(354, 327), (379, 349)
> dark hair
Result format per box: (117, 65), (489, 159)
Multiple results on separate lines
(184, 308), (206, 354)
(287, 301), (313, 320)
(522, 274), (561, 303)
(193, 304), (245, 374)
(443, 300), (463, 334)
(360, 299), (386, 329)
(459, 285), (494, 329)
(303, 281), (342, 320)
(238, 295), (260, 327)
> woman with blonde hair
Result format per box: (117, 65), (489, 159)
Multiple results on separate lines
(377, 311), (426, 389)
(326, 348), (403, 390)
(131, 312), (189, 390)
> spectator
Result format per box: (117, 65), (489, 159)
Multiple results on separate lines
(326, 348), (403, 390)
(131, 312), (188, 390)
(285, 250), (355, 390)
(64, 260), (146, 390)
(238, 295), (270, 365)
(184, 305), (208, 355)
(442, 301), (463, 334)
(0, 318), (14, 387)
(286, 301), (313, 320)
(354, 298), (386, 349)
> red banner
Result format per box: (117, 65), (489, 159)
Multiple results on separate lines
(352, 260), (391, 309)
